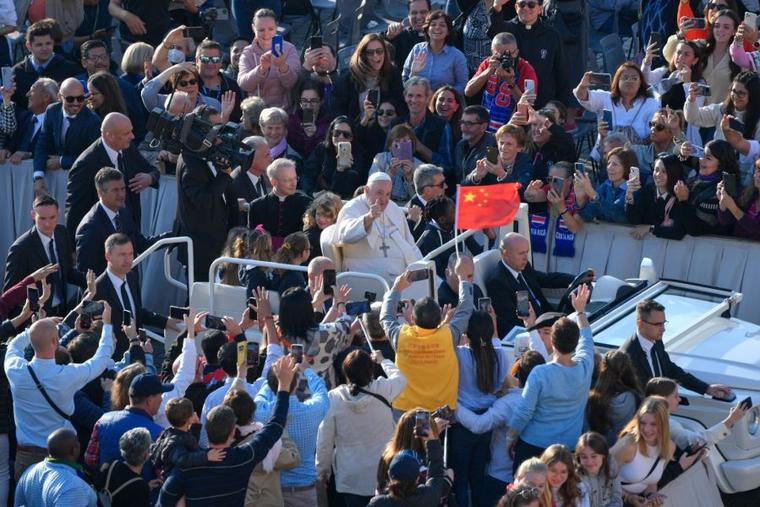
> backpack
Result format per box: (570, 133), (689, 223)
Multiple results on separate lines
(97, 461), (141, 507)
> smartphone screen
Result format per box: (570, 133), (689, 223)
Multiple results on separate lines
(345, 300), (371, 316)
(364, 291), (377, 303)
(629, 166), (640, 181)
(246, 296), (257, 321)
(408, 269), (430, 283)
(486, 146), (499, 164)
(589, 73), (612, 90)
(524, 79), (535, 94)
(205, 314), (226, 330)
(291, 343), (304, 363)
(414, 410), (430, 434)
(368, 88), (380, 108)
(169, 305), (189, 320)
(302, 108), (315, 126)
(1, 67), (12, 89)
(516, 290), (530, 317)
(322, 269), (336, 296)
(478, 297), (492, 313)
(123, 309), (132, 327)
(391, 139), (413, 161)
(722, 172), (738, 198)
(309, 35), (323, 50)
(728, 117), (744, 132)
(183, 26), (204, 39)
(82, 300), (105, 316)
(574, 162), (586, 176)
(602, 109), (613, 129)
(138, 328), (148, 342)
(692, 17), (707, 29)
(648, 32), (663, 48)
(247, 343), (259, 366)
(27, 286), (40, 312)
(551, 176), (564, 196)
(236, 341), (247, 367)
(272, 34), (283, 57)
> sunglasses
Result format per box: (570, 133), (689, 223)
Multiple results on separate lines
(178, 79), (198, 87)
(516, 1), (539, 8)
(377, 109), (396, 116)
(731, 88), (748, 97)
(706, 2), (726, 8)
(199, 55), (222, 64)
(649, 122), (667, 131)
(333, 129), (353, 139)
(363, 48), (385, 56)
(64, 95), (86, 103)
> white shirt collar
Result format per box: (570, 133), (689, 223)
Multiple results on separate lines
(656, 189), (669, 200)
(502, 259), (522, 281)
(207, 161), (217, 177)
(36, 228), (53, 247)
(637, 333), (655, 355)
(102, 140), (121, 168)
(99, 202), (118, 221)
(415, 194), (427, 206)
(246, 171), (260, 186)
(106, 267), (127, 288)
(33, 112), (45, 124)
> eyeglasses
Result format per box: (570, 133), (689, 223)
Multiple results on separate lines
(199, 55), (223, 64)
(460, 120), (486, 127)
(178, 79), (198, 87)
(377, 109), (396, 116)
(619, 75), (641, 82)
(86, 53), (109, 62)
(363, 48), (385, 56)
(332, 129), (353, 139)
(425, 181), (446, 189)
(516, 1), (539, 8)
(642, 319), (668, 327)
(706, 2), (726, 9)
(649, 122), (667, 131)
(64, 95), (86, 103)
(731, 88), (748, 97)
(300, 98), (320, 105)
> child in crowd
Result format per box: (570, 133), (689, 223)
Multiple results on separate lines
(574, 432), (622, 507)
(150, 397), (225, 478)
(541, 444), (590, 507)
(497, 481), (543, 507)
(513, 458), (552, 507)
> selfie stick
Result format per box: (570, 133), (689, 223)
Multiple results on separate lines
(357, 316), (375, 353)
(443, 427), (449, 467)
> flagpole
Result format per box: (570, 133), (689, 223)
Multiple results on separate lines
(454, 185), (461, 259)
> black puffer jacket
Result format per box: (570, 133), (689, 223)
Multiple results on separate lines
(150, 427), (208, 477)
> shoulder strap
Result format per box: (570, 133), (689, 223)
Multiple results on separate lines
(26, 364), (70, 421)
(356, 387), (393, 410)
(620, 456), (661, 486)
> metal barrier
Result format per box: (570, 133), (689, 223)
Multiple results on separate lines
(132, 236), (194, 292)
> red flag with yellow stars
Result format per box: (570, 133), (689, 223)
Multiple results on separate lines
(455, 183), (521, 229)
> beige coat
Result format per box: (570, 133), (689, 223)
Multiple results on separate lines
(239, 428), (300, 507)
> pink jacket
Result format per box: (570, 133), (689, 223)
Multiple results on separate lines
(237, 40), (300, 109)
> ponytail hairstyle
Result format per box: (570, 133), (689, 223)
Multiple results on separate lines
(466, 310), (498, 393)
(342, 349), (375, 396)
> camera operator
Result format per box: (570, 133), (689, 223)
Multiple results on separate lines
(174, 105), (240, 282)
(464, 32), (538, 132)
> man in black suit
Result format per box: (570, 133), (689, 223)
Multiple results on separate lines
(3, 195), (87, 315)
(10, 21), (80, 111)
(438, 253), (484, 308)
(66, 112), (160, 244)
(619, 299), (732, 398)
(76, 167), (170, 274)
(408, 164), (448, 241)
(248, 159), (312, 250)
(486, 232), (576, 337)
(231, 135), (271, 222)
(95, 233), (178, 358)
(175, 106), (239, 282)
(33, 78), (101, 196)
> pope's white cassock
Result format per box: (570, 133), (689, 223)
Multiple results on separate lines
(336, 195), (421, 284)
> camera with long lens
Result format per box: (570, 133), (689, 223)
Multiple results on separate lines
(500, 51), (514, 71)
(145, 107), (254, 170)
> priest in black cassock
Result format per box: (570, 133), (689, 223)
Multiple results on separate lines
(248, 159), (312, 251)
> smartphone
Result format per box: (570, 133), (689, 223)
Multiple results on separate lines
(551, 176), (564, 196)
(81, 300), (105, 316)
(236, 340), (247, 367)
(302, 108), (315, 127)
(205, 314), (226, 331)
(322, 269), (336, 296)
(246, 296), (257, 321)
(588, 72), (612, 90)
(524, 79), (535, 95)
(1, 66), (12, 89)
(364, 291), (377, 303)
(408, 268), (430, 283)
(183, 26), (205, 39)
(367, 88), (380, 108)
(397, 300), (408, 314)
(291, 343), (304, 363)
(80, 313), (92, 329)
(695, 83), (712, 97)
(478, 297), (492, 313)
(123, 309), (132, 327)
(728, 117), (744, 132)
(138, 328), (148, 343)
(486, 146), (499, 164)
(247, 343), (259, 366)
(722, 171), (738, 198)
(101, 369), (117, 380)
(745, 11), (758, 28)
(309, 35), (323, 50)
(337, 141), (351, 167)
(574, 162), (586, 176)
(602, 109), (613, 129)
(692, 17), (707, 29)
(739, 396), (753, 410)
(272, 34), (283, 57)
(516, 290), (530, 317)
(392, 139), (413, 161)
(432, 405), (453, 421)
(414, 410), (430, 434)
(345, 300), (372, 316)
(169, 305), (190, 320)
(629, 166), (640, 181)
(648, 32), (664, 49)
(27, 286), (40, 312)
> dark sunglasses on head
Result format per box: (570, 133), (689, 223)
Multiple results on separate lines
(706, 2), (726, 9)
(377, 109), (396, 116)
(649, 122), (667, 131)
(516, 1), (539, 8)
(64, 95), (86, 103)
(333, 129), (353, 139)
(199, 55), (222, 64)
(178, 79), (198, 87)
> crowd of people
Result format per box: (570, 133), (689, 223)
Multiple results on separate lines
(0, 0), (757, 505)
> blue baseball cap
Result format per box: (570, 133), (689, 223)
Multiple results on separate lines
(129, 373), (173, 397)
(389, 449), (421, 482)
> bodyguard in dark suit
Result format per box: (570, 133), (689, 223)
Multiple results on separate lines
(231, 135), (272, 222)
(3, 195), (86, 315)
(437, 253), (485, 308)
(95, 233), (174, 358)
(66, 113), (160, 244)
(11, 22), (81, 110)
(619, 299), (732, 398)
(486, 232), (575, 337)
(76, 168), (170, 274)
(33, 79), (101, 182)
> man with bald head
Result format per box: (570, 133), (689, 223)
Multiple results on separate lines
(15, 428), (97, 506)
(335, 172), (421, 284)
(66, 111), (161, 243)
(33, 77), (101, 191)
(486, 232), (575, 337)
(438, 253), (485, 308)
(4, 303), (114, 480)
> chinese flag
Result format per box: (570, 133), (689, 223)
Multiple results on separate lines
(455, 183), (521, 229)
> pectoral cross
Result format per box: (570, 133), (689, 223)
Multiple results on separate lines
(379, 240), (390, 257)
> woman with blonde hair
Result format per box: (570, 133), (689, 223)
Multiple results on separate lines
(512, 458), (552, 507)
(120, 42), (155, 86)
(333, 33), (405, 122)
(302, 192), (342, 261)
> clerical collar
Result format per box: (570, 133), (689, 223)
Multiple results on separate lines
(272, 189), (288, 202)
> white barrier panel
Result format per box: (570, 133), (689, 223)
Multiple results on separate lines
(533, 222), (760, 324)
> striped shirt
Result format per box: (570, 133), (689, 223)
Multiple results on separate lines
(14, 459), (97, 507)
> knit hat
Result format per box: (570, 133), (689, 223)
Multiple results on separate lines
(388, 449), (421, 482)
